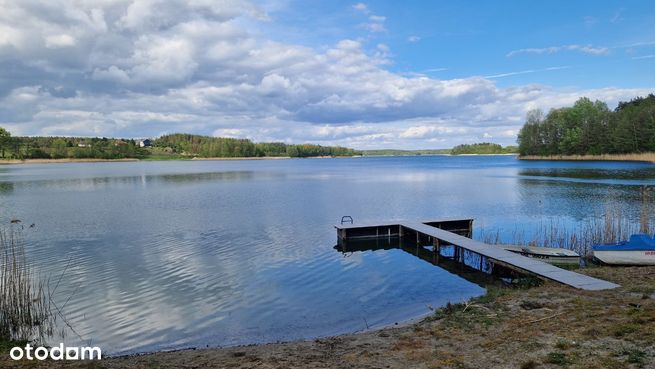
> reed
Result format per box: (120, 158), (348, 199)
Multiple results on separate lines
(480, 186), (654, 256)
(0, 224), (54, 343)
(519, 152), (655, 163)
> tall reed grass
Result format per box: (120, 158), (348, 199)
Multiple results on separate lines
(0, 224), (54, 343)
(479, 186), (654, 256)
(520, 152), (655, 164)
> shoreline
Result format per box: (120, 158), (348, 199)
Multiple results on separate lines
(520, 153), (655, 164)
(111, 306), (436, 359)
(189, 156), (291, 161)
(0, 154), (522, 165)
(35, 267), (655, 367)
(4, 266), (651, 368)
(361, 153), (517, 157)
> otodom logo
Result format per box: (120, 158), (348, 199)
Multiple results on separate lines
(9, 343), (102, 361)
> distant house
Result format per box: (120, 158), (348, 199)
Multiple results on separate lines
(77, 143), (90, 148)
(138, 139), (152, 148)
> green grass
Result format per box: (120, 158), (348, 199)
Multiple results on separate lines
(0, 339), (28, 355)
(626, 350), (647, 365)
(613, 323), (640, 337)
(545, 352), (572, 366)
(473, 286), (508, 304)
(554, 338), (578, 350)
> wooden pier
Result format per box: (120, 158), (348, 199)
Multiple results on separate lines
(335, 219), (619, 291)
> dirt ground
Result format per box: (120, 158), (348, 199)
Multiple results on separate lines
(2, 266), (654, 369)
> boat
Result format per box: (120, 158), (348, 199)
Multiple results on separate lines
(592, 234), (655, 265)
(498, 244), (580, 265)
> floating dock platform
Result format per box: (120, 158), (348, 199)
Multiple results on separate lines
(335, 219), (619, 291)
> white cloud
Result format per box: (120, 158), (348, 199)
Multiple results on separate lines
(0, 0), (651, 149)
(352, 3), (368, 13)
(485, 70), (536, 79)
(610, 9), (624, 24)
(485, 66), (571, 79)
(92, 66), (131, 84)
(425, 68), (448, 72)
(507, 44), (610, 57)
(407, 35), (420, 43)
(362, 14), (386, 33)
(353, 4), (385, 33)
(44, 34), (76, 48)
(583, 16), (599, 26)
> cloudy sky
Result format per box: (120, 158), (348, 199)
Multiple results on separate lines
(0, 0), (653, 149)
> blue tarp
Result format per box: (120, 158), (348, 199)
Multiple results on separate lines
(593, 234), (655, 251)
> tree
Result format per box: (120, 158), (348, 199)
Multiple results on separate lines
(516, 95), (655, 156)
(0, 127), (11, 158)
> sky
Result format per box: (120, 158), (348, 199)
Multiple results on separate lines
(0, 0), (653, 149)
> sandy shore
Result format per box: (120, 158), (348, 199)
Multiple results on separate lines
(2, 266), (653, 368)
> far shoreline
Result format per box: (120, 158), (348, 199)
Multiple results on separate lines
(0, 156), (357, 165)
(11, 152), (655, 166)
(0, 154), (521, 165)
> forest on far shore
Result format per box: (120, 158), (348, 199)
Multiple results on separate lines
(517, 94), (655, 156)
(450, 143), (517, 155)
(0, 130), (361, 160)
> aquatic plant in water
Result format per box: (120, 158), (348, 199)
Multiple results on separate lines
(0, 223), (54, 343)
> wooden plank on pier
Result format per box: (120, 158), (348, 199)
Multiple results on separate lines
(398, 221), (619, 291)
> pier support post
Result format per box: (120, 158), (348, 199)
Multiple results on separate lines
(433, 238), (441, 263)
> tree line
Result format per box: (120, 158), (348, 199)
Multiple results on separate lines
(0, 129), (361, 160)
(517, 94), (655, 156)
(0, 131), (148, 159)
(154, 134), (361, 158)
(450, 142), (518, 155)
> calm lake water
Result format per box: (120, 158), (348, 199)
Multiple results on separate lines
(1, 155), (654, 354)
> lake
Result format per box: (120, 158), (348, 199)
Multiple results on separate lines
(1, 155), (654, 354)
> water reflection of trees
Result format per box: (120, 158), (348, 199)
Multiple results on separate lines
(0, 171), (259, 192)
